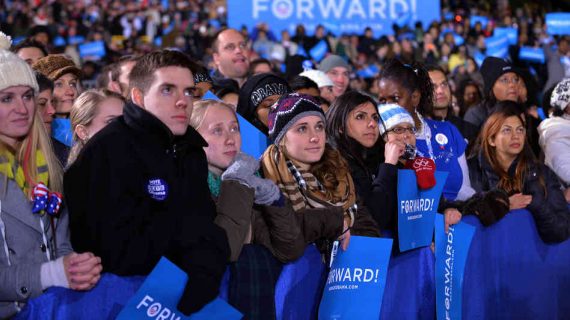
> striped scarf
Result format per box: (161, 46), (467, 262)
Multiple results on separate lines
(0, 149), (49, 196)
(261, 144), (357, 222)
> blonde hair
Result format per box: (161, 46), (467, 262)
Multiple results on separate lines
(189, 99), (237, 130)
(1, 96), (63, 196)
(67, 89), (124, 165)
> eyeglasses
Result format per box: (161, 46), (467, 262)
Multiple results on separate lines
(388, 126), (417, 135)
(497, 76), (520, 85)
(222, 42), (247, 52)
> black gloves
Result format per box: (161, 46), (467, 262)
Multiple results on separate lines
(463, 189), (510, 226)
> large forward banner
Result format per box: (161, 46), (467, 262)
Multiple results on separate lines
(228, 0), (441, 37)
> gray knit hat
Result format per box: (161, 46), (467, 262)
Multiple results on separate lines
(0, 32), (39, 93)
(551, 78), (570, 111)
(317, 55), (351, 73)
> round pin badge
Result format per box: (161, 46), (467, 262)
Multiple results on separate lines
(435, 133), (448, 146)
(147, 178), (169, 201)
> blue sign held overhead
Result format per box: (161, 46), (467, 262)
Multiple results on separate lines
(434, 214), (476, 320)
(309, 40), (328, 62)
(356, 64), (379, 79)
(519, 46), (545, 64)
(68, 36), (86, 45)
(79, 41), (106, 59)
(546, 13), (570, 35)
(397, 170), (447, 252)
(485, 36), (509, 59)
(494, 27), (518, 45)
(228, 0), (441, 38)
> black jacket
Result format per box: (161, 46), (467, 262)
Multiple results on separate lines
(64, 102), (230, 315)
(468, 154), (570, 243)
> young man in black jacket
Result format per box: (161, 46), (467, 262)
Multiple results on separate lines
(64, 50), (230, 315)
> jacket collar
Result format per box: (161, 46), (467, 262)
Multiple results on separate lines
(122, 101), (207, 149)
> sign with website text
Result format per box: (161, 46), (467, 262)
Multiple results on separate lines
(228, 0), (440, 38)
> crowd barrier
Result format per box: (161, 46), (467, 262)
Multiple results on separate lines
(14, 210), (570, 319)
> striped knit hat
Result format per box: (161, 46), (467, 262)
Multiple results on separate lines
(268, 93), (325, 145)
(377, 103), (415, 135)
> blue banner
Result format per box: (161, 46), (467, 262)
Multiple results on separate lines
(68, 35), (86, 45)
(546, 13), (570, 35)
(485, 35), (509, 59)
(397, 170), (447, 252)
(434, 214), (475, 320)
(78, 41), (106, 59)
(116, 257), (241, 320)
(52, 118), (73, 147)
(356, 64), (379, 78)
(519, 46), (545, 64)
(228, 0), (441, 38)
(309, 40), (328, 61)
(494, 27), (518, 45)
(469, 15), (488, 28)
(237, 113), (269, 159)
(319, 236), (392, 319)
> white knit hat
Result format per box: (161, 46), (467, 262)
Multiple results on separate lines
(0, 31), (39, 93)
(551, 78), (570, 111)
(377, 103), (415, 135)
(299, 69), (334, 88)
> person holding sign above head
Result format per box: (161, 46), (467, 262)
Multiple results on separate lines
(190, 99), (304, 319)
(468, 101), (570, 243)
(260, 93), (380, 260)
(0, 33), (102, 318)
(64, 50), (230, 315)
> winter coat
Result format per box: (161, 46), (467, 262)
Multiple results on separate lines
(468, 154), (570, 243)
(538, 116), (570, 186)
(0, 177), (72, 318)
(64, 102), (230, 313)
(213, 179), (305, 263)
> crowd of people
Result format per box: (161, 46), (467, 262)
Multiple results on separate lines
(1, 0), (570, 319)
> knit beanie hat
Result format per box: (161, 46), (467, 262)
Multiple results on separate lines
(551, 78), (570, 111)
(299, 69), (334, 88)
(377, 103), (415, 135)
(0, 32), (39, 93)
(237, 73), (291, 130)
(193, 69), (213, 85)
(480, 57), (521, 95)
(32, 54), (82, 81)
(317, 55), (351, 73)
(268, 93), (325, 145)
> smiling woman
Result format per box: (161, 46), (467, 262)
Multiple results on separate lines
(261, 93), (379, 259)
(0, 32), (101, 318)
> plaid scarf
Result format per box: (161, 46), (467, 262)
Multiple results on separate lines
(261, 144), (357, 224)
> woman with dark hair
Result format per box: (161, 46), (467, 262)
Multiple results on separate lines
(456, 79), (482, 118)
(468, 101), (570, 243)
(377, 59), (474, 201)
(260, 93), (379, 256)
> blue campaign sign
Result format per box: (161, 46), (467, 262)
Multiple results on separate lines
(494, 27), (518, 45)
(474, 51), (486, 67)
(356, 64), (379, 79)
(237, 113), (269, 159)
(519, 46), (545, 64)
(116, 257), (242, 320)
(52, 118), (73, 147)
(68, 35), (86, 45)
(228, 0), (440, 38)
(434, 214), (475, 320)
(470, 15), (489, 28)
(397, 169), (448, 252)
(310, 40), (328, 61)
(78, 40), (106, 59)
(546, 13), (570, 35)
(202, 90), (222, 101)
(485, 35), (509, 59)
(319, 236), (393, 320)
